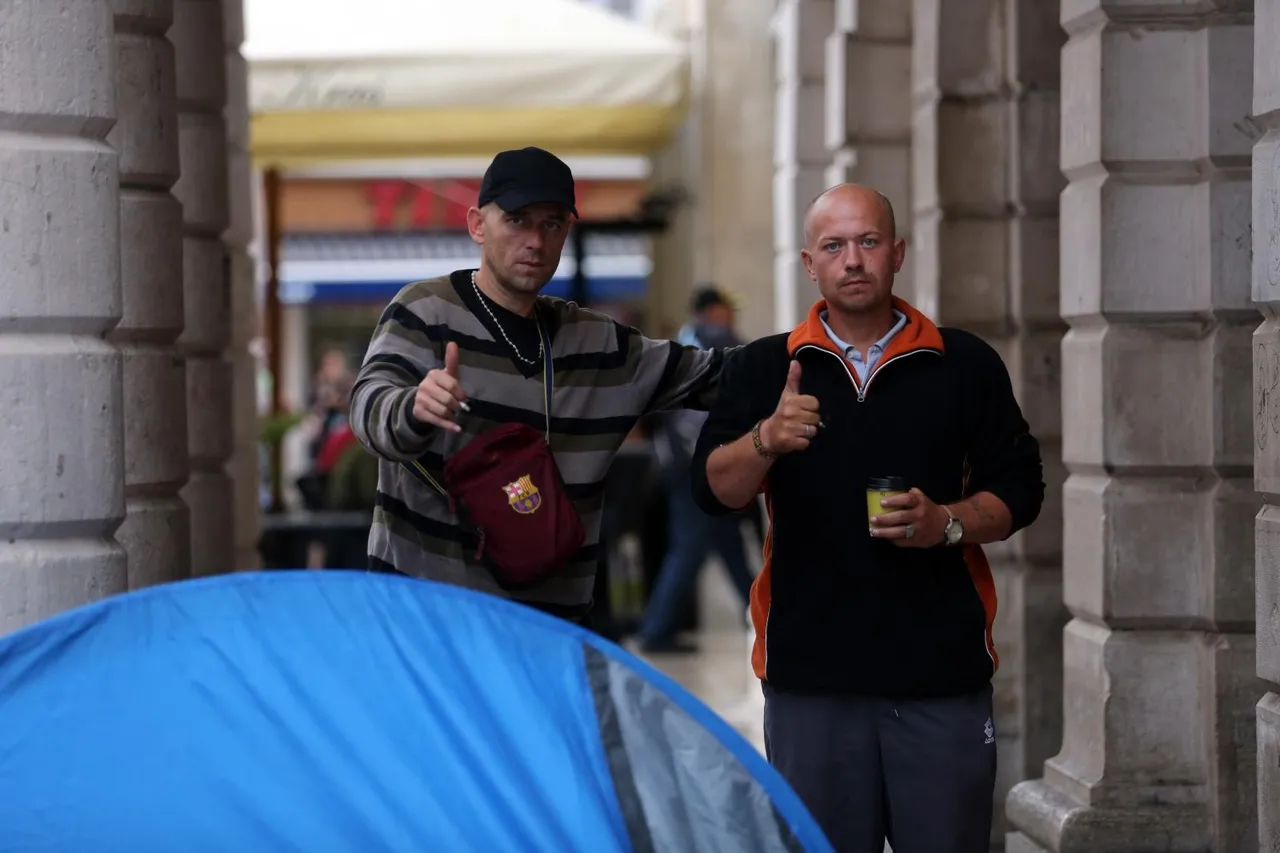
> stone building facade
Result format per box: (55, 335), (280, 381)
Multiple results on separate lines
(0, 0), (259, 630)
(767, 0), (1276, 849)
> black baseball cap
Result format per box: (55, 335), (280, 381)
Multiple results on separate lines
(691, 285), (736, 313)
(477, 147), (578, 217)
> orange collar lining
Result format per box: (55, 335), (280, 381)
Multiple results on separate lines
(785, 297), (944, 363)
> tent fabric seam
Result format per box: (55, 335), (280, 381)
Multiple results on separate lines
(584, 645), (654, 853)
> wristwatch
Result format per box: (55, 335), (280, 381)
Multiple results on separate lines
(942, 507), (964, 546)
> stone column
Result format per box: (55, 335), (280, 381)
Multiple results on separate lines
(701, 0), (777, 341)
(773, 0), (833, 332)
(1008, 3), (1261, 851)
(109, 0), (190, 589)
(1252, 0), (1280, 847)
(649, 0), (778, 342)
(911, 0), (1007, 326)
(223, 0), (259, 570)
(824, 0), (912, 301)
(172, 0), (234, 578)
(997, 1), (1069, 846)
(914, 3), (1067, 845)
(0, 0), (128, 632)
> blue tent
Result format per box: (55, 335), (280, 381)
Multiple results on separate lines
(0, 571), (832, 852)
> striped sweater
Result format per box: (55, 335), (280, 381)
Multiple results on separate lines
(350, 271), (725, 619)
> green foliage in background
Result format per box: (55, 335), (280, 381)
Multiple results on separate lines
(260, 411), (304, 446)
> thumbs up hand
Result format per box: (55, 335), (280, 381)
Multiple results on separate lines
(783, 358), (803, 396)
(759, 360), (822, 455)
(412, 341), (469, 432)
(443, 339), (460, 379)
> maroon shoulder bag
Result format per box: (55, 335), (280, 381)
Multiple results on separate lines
(405, 316), (585, 588)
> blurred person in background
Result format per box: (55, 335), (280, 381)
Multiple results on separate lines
(296, 347), (356, 510)
(348, 146), (734, 628)
(310, 347), (354, 441)
(634, 286), (756, 654)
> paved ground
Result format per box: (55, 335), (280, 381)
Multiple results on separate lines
(632, 559), (766, 754)
(637, 559), (894, 853)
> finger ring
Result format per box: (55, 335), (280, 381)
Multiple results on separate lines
(803, 424), (813, 438)
(904, 524), (915, 539)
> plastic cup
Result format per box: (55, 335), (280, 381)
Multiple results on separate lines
(867, 476), (910, 521)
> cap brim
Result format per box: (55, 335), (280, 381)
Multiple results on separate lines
(493, 189), (578, 218)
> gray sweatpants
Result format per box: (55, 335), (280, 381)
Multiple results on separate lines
(762, 682), (996, 853)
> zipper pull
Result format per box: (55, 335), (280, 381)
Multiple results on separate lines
(857, 392), (866, 403)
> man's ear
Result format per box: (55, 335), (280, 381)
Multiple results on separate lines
(800, 248), (816, 281)
(465, 207), (485, 244)
(892, 237), (907, 273)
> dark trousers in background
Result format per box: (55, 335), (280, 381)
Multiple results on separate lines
(762, 682), (997, 853)
(637, 477), (755, 645)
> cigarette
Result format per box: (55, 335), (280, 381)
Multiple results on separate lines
(458, 401), (472, 413)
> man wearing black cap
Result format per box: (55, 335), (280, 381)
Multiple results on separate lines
(687, 286), (737, 336)
(349, 147), (731, 624)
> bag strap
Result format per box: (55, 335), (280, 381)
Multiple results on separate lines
(406, 305), (554, 497)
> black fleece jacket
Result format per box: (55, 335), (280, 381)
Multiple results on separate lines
(690, 298), (1045, 699)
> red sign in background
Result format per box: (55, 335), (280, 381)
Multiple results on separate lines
(366, 179), (598, 230)
(366, 179), (479, 229)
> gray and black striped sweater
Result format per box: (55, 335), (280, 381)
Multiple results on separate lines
(350, 271), (725, 619)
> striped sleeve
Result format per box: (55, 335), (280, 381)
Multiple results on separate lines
(350, 286), (441, 463)
(636, 330), (738, 414)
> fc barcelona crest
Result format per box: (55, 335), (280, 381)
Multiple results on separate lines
(503, 475), (542, 514)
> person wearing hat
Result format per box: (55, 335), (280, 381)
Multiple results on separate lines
(348, 146), (731, 625)
(685, 286), (737, 339)
(634, 286), (757, 653)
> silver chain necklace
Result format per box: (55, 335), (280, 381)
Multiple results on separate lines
(471, 270), (543, 365)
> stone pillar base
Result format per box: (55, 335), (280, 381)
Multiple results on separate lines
(1261, 693), (1280, 850)
(1006, 777), (1210, 853)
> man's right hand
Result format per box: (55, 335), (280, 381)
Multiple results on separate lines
(759, 360), (821, 454)
(412, 341), (467, 433)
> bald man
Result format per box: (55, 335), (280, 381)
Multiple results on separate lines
(689, 184), (1044, 852)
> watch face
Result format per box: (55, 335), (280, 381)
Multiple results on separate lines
(946, 518), (964, 545)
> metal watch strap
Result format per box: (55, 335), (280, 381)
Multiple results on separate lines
(943, 506), (963, 545)
(751, 420), (777, 459)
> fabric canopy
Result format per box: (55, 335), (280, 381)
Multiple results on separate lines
(0, 571), (833, 852)
(244, 0), (690, 165)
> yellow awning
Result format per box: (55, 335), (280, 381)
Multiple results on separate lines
(250, 104), (685, 166)
(245, 0), (690, 167)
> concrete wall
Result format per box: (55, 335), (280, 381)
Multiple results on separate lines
(223, 0), (260, 570)
(0, 0), (128, 632)
(645, 0), (777, 341)
(773, 0), (833, 332)
(0, 0), (249, 633)
(913, 1), (1067, 844)
(109, 0), (191, 590)
(173, 0), (235, 579)
(1252, 1), (1280, 849)
(1007, 3), (1262, 850)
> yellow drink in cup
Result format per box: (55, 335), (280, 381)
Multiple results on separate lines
(866, 476), (909, 523)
